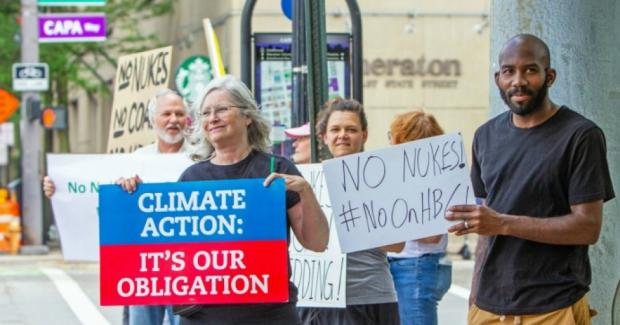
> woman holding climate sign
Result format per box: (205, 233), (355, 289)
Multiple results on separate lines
(119, 75), (329, 324)
(298, 98), (403, 325)
(387, 111), (452, 325)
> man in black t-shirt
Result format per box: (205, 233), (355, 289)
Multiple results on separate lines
(445, 34), (615, 324)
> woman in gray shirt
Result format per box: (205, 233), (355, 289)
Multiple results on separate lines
(299, 98), (401, 325)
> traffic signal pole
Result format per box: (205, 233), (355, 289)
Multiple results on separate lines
(240, 0), (256, 87)
(345, 0), (363, 104)
(291, 0), (307, 136)
(20, 0), (46, 251)
(303, 0), (328, 163)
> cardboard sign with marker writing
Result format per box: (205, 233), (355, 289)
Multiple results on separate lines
(106, 46), (173, 153)
(322, 133), (475, 253)
(290, 164), (347, 308)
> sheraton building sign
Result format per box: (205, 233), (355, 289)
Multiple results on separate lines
(363, 56), (462, 89)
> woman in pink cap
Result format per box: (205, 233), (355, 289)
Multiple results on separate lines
(284, 123), (311, 164)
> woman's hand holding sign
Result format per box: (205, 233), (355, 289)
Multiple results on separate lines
(264, 172), (329, 253)
(116, 175), (143, 194)
(264, 172), (311, 194)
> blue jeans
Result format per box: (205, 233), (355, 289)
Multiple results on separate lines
(129, 305), (179, 325)
(389, 253), (452, 325)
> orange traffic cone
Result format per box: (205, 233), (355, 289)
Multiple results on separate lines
(8, 218), (21, 255)
(0, 188), (20, 254)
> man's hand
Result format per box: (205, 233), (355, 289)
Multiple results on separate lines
(116, 175), (143, 194)
(445, 204), (505, 236)
(43, 176), (56, 198)
(447, 201), (603, 245)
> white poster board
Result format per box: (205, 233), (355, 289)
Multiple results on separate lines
(47, 153), (193, 261)
(1, 123), (14, 146)
(290, 164), (347, 308)
(322, 133), (475, 253)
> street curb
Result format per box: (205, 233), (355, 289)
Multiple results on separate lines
(0, 248), (63, 264)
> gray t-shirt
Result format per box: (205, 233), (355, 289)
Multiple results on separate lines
(346, 248), (397, 305)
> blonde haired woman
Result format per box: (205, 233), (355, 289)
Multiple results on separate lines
(118, 76), (329, 325)
(387, 110), (452, 325)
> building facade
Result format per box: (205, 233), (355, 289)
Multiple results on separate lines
(66, 0), (489, 154)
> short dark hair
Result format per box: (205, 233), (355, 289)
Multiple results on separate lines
(316, 97), (368, 137)
(500, 34), (551, 67)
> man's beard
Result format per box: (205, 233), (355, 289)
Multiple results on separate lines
(155, 127), (184, 144)
(499, 78), (549, 116)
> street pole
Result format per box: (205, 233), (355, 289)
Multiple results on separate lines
(291, 0), (307, 129)
(304, 0), (327, 163)
(20, 0), (46, 252)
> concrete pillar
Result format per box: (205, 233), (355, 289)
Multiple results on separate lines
(490, 1), (620, 323)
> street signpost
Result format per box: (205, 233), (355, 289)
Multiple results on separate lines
(38, 13), (106, 43)
(21, 0), (47, 250)
(12, 63), (49, 92)
(38, 0), (106, 5)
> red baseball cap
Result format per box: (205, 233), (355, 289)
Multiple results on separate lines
(284, 123), (310, 139)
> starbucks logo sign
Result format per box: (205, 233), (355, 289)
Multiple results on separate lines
(175, 55), (213, 103)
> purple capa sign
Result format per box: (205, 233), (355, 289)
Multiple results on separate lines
(38, 13), (106, 43)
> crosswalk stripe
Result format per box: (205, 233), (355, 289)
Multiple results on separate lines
(448, 284), (471, 300)
(41, 267), (110, 325)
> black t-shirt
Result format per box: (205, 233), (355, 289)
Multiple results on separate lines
(471, 106), (615, 315)
(174, 150), (302, 320)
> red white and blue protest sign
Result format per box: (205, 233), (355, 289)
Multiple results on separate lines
(98, 178), (289, 306)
